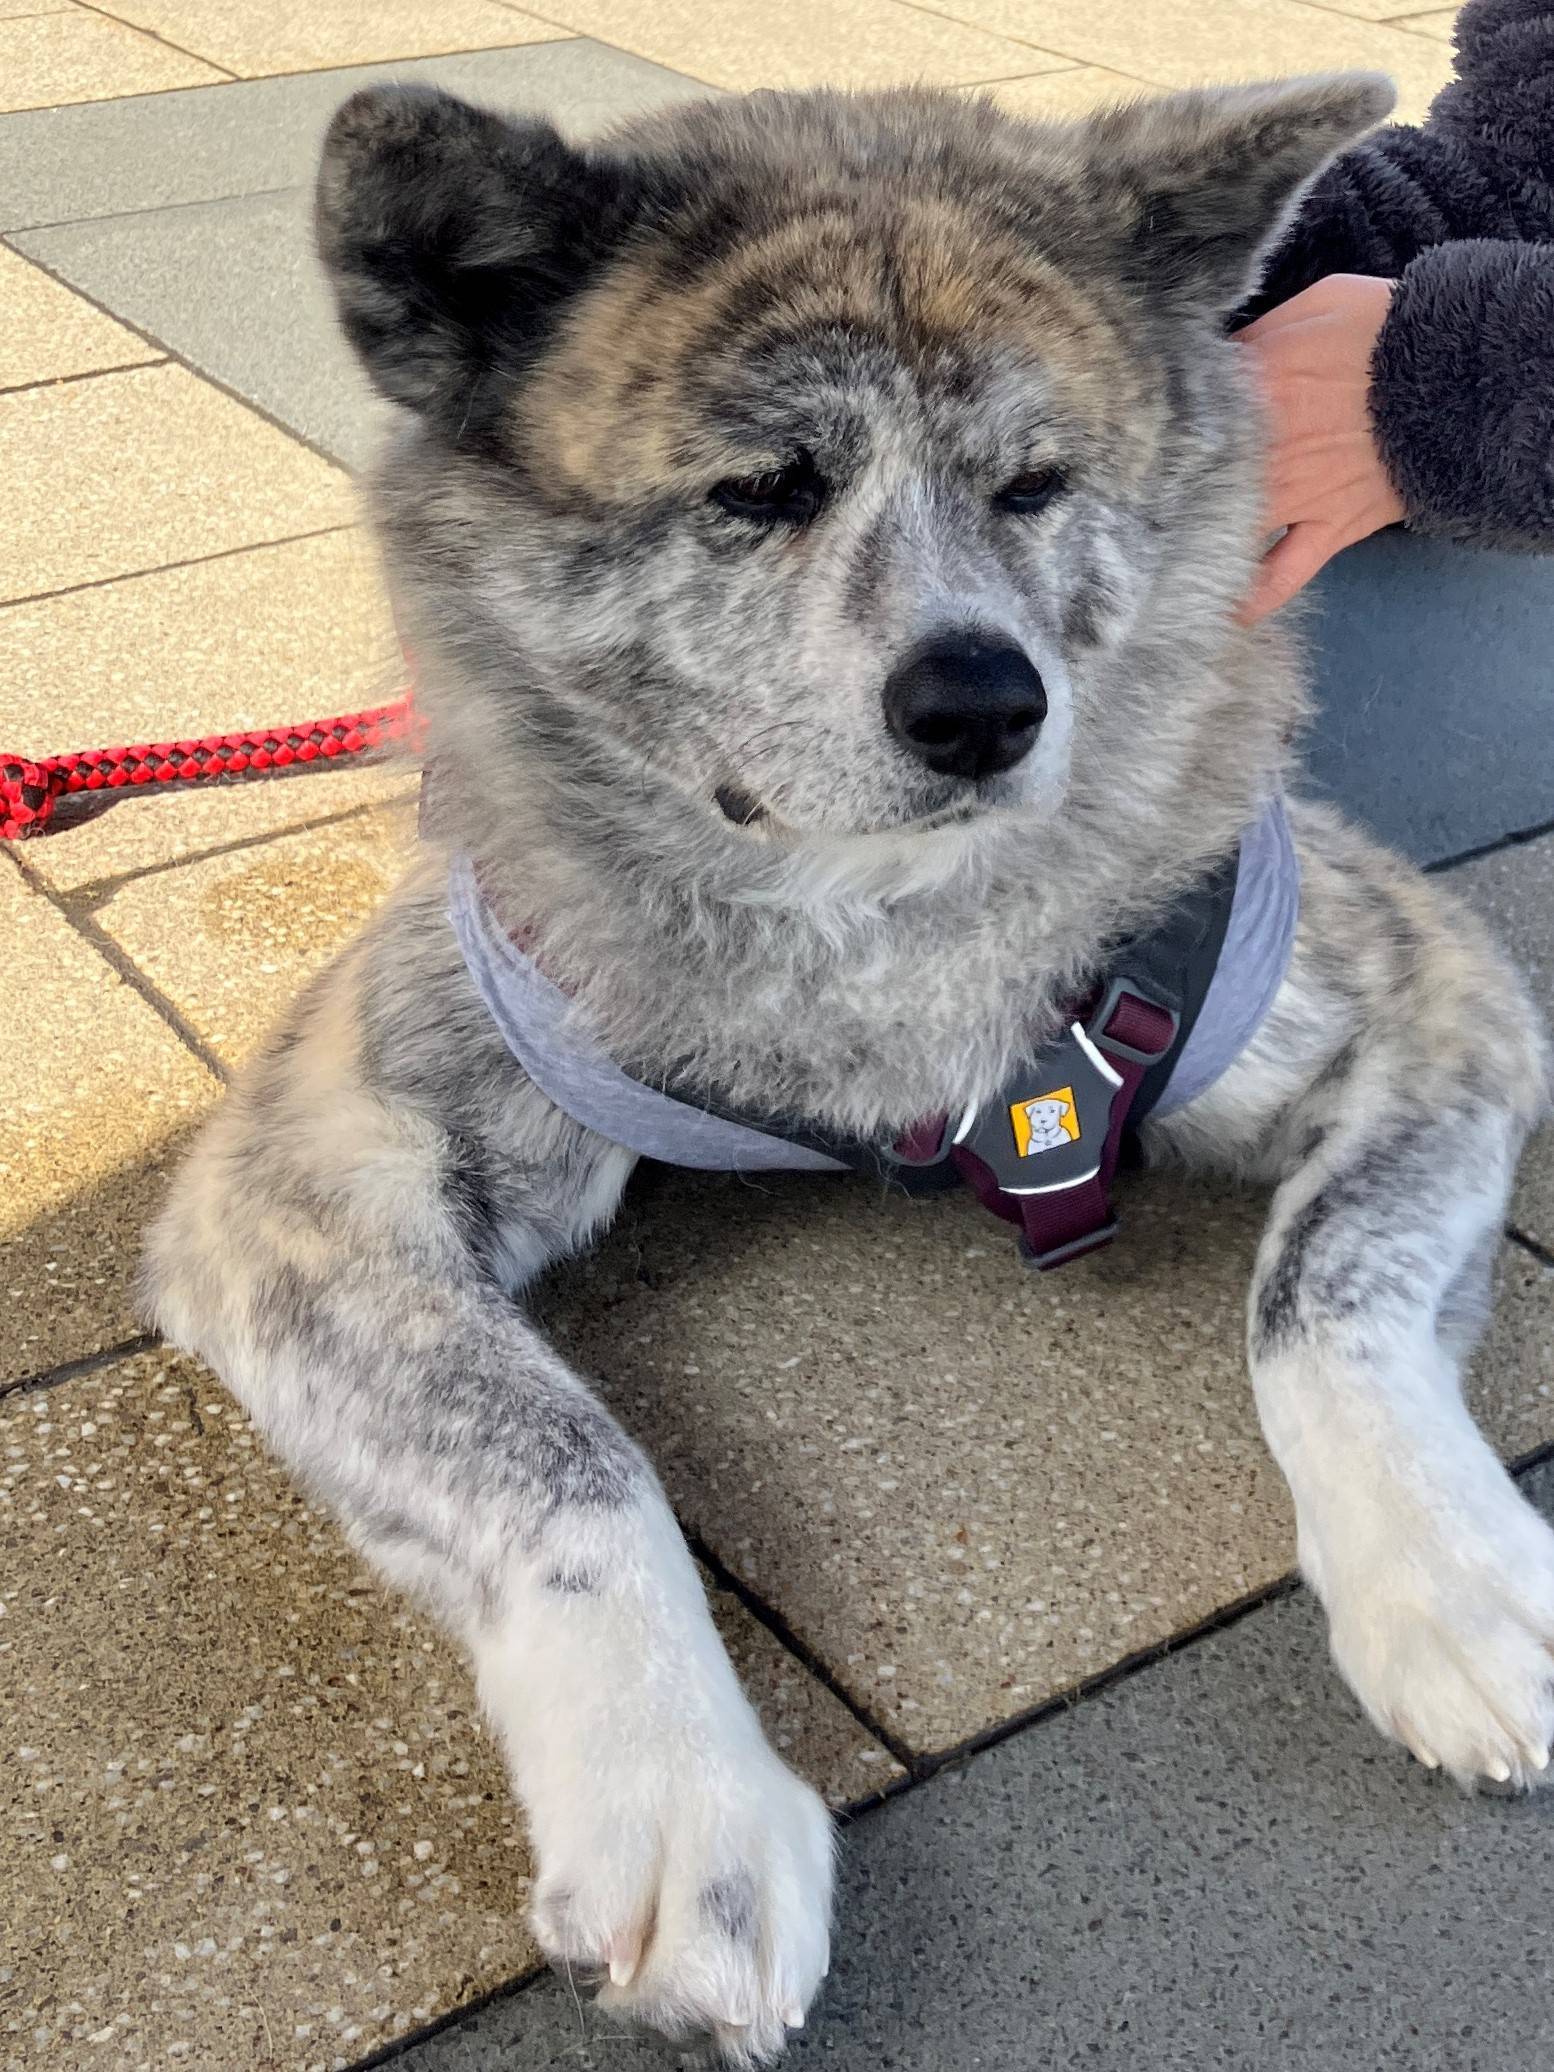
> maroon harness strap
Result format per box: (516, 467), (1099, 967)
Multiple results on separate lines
(940, 989), (1178, 1270)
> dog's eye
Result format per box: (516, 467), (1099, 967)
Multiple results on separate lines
(996, 467), (1067, 517)
(711, 454), (825, 527)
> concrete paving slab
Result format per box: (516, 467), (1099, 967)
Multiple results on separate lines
(0, 1343), (896, 2069)
(19, 187), (388, 468)
(0, 8), (223, 116)
(0, 528), (400, 824)
(96, 0), (563, 79)
(0, 38), (711, 234)
(393, 1455), (1554, 2072)
(91, 795), (419, 1068)
(0, 362), (352, 603)
(915, 0), (1456, 121)
(532, 1158), (1554, 1756)
(1301, 531), (1554, 869)
(0, 242), (160, 391)
(519, 0), (1068, 91)
(0, 864), (216, 1386)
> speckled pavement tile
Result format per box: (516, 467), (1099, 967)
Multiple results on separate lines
(532, 1161), (1554, 1757)
(1442, 833), (1554, 1254)
(93, 0), (565, 78)
(0, 243), (160, 392)
(19, 188), (397, 469)
(0, 1345), (897, 2072)
(914, 0), (1456, 121)
(970, 65), (1148, 117)
(0, 864), (215, 1387)
(0, 363), (352, 604)
(1389, 5), (1459, 36)
(511, 0), (1073, 91)
(395, 1457), (1554, 2072)
(1, 528), (415, 892)
(0, 41), (713, 234)
(0, 8), (224, 114)
(86, 799), (417, 1069)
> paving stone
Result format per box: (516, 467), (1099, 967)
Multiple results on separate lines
(514, 0), (1069, 90)
(0, 242), (159, 391)
(533, 1159), (1554, 1756)
(1302, 531), (1554, 868)
(397, 1456), (1554, 2072)
(972, 65), (1148, 117)
(19, 188), (390, 468)
(1389, 6), (1458, 36)
(0, 39), (714, 233)
(0, 864), (216, 1386)
(914, 0), (1456, 121)
(0, 362), (352, 604)
(94, 0), (565, 78)
(0, 8), (222, 115)
(90, 797), (418, 1068)
(1441, 833), (1554, 1253)
(1, 528), (413, 894)
(0, 1343), (897, 2070)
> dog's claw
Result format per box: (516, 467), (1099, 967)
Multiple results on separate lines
(785, 2007), (806, 2030)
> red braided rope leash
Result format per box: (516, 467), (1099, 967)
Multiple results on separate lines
(1, 696), (417, 840)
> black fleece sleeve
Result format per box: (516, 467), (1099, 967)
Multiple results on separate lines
(1238, 0), (1554, 549)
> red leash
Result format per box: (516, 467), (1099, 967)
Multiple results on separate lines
(1, 696), (416, 841)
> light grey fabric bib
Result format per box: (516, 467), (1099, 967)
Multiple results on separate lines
(447, 794), (1299, 1166)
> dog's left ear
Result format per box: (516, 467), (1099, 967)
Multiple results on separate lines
(1081, 72), (1395, 318)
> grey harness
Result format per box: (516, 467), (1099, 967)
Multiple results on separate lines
(448, 795), (1299, 1267)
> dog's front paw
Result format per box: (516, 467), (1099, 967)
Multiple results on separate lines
(523, 1716), (832, 2064)
(1314, 1455), (1554, 1789)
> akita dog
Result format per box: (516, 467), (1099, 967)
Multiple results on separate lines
(145, 74), (1552, 2060)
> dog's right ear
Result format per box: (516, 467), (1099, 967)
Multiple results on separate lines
(316, 85), (635, 438)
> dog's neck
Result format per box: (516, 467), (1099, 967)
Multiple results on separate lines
(423, 629), (1289, 1138)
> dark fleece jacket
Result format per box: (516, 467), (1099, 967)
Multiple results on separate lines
(1242, 0), (1554, 551)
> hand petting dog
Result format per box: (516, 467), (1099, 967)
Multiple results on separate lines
(1237, 272), (1404, 622)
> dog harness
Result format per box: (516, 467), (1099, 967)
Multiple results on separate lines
(447, 797), (1299, 1270)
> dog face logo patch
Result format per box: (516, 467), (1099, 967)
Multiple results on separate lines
(1010, 1089), (1081, 1157)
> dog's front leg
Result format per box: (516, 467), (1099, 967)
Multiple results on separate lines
(144, 1003), (829, 2058)
(1176, 833), (1554, 1786)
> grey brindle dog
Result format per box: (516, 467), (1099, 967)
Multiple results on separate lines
(145, 74), (1554, 2060)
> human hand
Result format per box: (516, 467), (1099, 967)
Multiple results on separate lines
(1236, 273), (1405, 624)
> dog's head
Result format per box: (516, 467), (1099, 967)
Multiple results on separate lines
(318, 77), (1389, 884)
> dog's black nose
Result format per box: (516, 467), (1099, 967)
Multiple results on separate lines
(883, 634), (1047, 781)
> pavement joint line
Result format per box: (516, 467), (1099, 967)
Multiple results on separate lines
(0, 1332), (158, 1403)
(682, 1525), (922, 1776)
(331, 1385), (1554, 2072)
(62, 770), (417, 909)
(483, 2), (727, 90)
(1424, 808), (1554, 875)
(71, 0), (241, 81)
(0, 355), (169, 401)
(0, 235), (358, 472)
(0, 520), (357, 613)
(885, 0), (1124, 69)
(10, 842), (231, 1081)
(0, 28), (586, 122)
(3, 181), (299, 239)
(1507, 1226), (1554, 1273)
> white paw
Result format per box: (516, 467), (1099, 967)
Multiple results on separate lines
(1314, 1458), (1554, 1790)
(524, 1726), (833, 2064)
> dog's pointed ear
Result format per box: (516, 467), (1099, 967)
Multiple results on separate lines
(315, 85), (637, 436)
(1080, 73), (1395, 317)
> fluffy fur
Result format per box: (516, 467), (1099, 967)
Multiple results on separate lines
(144, 76), (1552, 2062)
